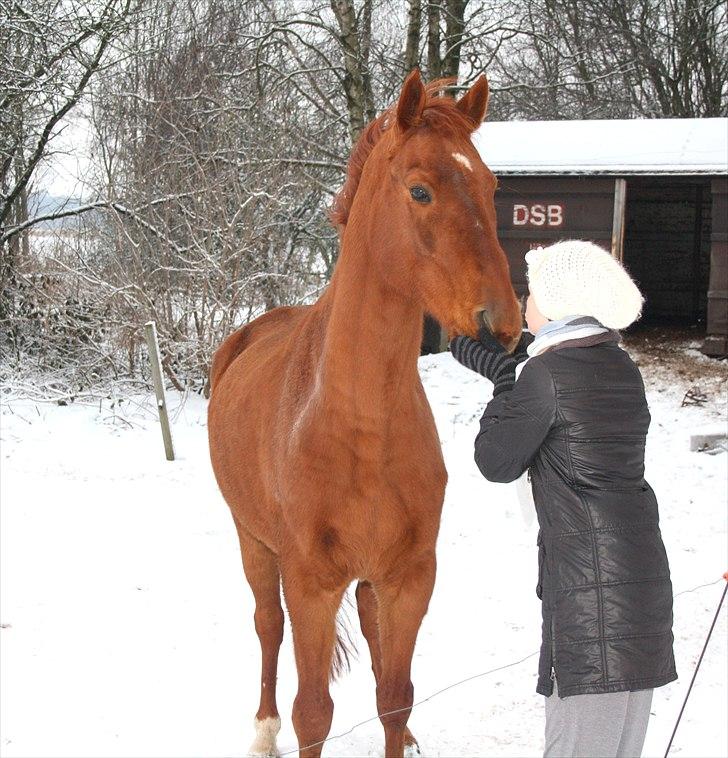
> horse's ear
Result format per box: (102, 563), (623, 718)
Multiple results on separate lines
(456, 75), (490, 129)
(397, 69), (426, 132)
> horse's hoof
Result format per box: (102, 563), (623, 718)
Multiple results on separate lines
(404, 741), (422, 757)
(248, 745), (280, 758)
(249, 716), (281, 758)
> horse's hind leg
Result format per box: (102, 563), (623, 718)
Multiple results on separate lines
(355, 581), (420, 755)
(235, 520), (284, 757)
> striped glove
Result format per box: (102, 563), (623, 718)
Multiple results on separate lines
(449, 329), (532, 395)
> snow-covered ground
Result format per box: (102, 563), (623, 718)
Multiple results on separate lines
(1, 349), (726, 758)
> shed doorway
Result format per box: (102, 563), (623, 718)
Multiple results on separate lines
(623, 178), (712, 327)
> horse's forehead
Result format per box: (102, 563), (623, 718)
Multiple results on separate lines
(452, 152), (473, 172)
(399, 132), (487, 176)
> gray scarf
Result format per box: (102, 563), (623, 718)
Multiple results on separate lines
(527, 315), (616, 357)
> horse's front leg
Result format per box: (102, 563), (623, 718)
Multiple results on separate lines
(374, 552), (436, 758)
(282, 562), (347, 758)
(235, 521), (284, 757)
(356, 580), (421, 755)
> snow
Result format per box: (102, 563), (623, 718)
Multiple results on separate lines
(1, 351), (726, 758)
(472, 118), (728, 175)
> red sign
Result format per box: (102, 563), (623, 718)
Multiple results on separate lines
(512, 203), (564, 228)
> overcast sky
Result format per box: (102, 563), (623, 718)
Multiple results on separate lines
(37, 114), (93, 200)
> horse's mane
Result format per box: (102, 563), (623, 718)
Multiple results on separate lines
(328, 78), (476, 228)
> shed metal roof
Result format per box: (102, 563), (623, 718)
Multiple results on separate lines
(472, 117), (728, 176)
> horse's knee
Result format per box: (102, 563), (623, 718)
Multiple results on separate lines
(254, 604), (284, 647)
(377, 679), (414, 728)
(292, 689), (334, 742)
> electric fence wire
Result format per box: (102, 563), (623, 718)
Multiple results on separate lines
(664, 576), (728, 757)
(280, 650), (540, 756)
(280, 575), (726, 757)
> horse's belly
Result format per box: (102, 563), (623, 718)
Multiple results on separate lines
(208, 359), (290, 547)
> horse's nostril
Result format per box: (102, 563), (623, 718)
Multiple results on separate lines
(477, 309), (492, 332)
(492, 329), (520, 353)
(506, 334), (521, 353)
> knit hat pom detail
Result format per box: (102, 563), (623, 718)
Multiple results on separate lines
(526, 240), (643, 330)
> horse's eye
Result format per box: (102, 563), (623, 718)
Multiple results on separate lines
(410, 185), (431, 203)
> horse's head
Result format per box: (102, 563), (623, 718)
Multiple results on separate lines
(332, 70), (522, 350)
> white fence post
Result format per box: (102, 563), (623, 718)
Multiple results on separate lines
(144, 321), (175, 461)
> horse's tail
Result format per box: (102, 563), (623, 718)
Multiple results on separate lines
(330, 596), (357, 681)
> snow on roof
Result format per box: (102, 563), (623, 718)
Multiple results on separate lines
(472, 117), (728, 176)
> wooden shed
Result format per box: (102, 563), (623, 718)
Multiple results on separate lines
(472, 118), (728, 356)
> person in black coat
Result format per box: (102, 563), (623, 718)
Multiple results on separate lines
(450, 241), (676, 758)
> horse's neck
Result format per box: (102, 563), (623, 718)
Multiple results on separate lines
(316, 236), (423, 426)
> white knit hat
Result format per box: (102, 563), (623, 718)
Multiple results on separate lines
(525, 240), (643, 329)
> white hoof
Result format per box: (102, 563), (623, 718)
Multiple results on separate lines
(249, 716), (281, 758)
(404, 742), (421, 757)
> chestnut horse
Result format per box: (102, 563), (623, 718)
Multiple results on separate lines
(208, 70), (521, 758)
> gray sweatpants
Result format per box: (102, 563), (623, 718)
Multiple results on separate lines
(544, 679), (653, 758)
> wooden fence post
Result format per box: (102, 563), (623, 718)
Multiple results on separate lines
(144, 321), (175, 461)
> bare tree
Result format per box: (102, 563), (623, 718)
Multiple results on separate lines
(490, 0), (727, 119)
(0, 0), (139, 368)
(4, 0), (725, 394)
(0, 0), (135, 235)
(404, 0), (422, 72)
(82, 0), (336, 386)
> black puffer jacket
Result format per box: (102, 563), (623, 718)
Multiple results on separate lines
(474, 336), (677, 697)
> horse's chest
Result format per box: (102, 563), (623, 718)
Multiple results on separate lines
(278, 418), (446, 560)
(289, 416), (443, 494)
(285, 451), (443, 508)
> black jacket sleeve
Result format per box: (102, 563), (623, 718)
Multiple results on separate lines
(474, 358), (557, 483)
